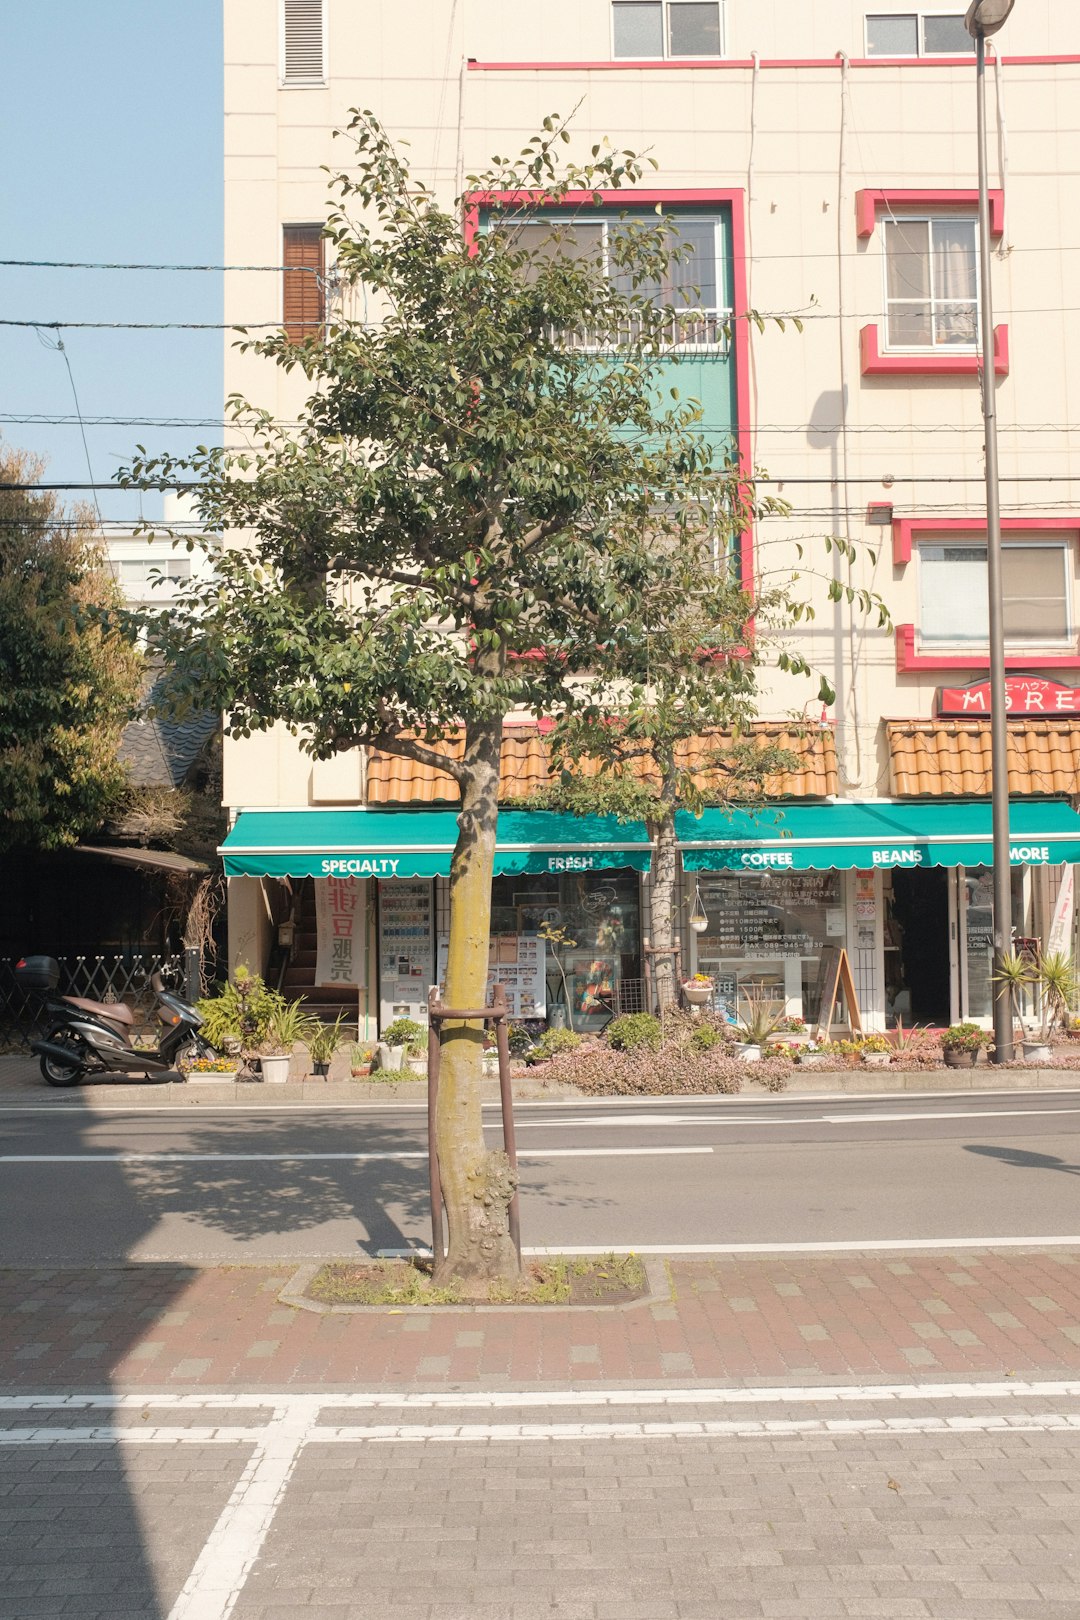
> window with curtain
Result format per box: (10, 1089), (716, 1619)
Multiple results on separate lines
(918, 542), (1074, 648)
(282, 225), (325, 341)
(883, 217), (978, 349)
(612, 2), (722, 59)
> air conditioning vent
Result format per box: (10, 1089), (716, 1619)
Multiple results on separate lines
(283, 0), (325, 85)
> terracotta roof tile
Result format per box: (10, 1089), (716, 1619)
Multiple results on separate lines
(887, 719), (1080, 797)
(367, 725), (837, 805)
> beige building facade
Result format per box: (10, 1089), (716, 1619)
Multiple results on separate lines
(220, 1), (1080, 1035)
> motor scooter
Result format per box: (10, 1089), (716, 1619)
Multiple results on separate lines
(18, 956), (221, 1087)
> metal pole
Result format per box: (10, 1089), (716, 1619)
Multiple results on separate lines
(976, 31), (1014, 1061)
(491, 982), (521, 1265)
(426, 984), (445, 1262)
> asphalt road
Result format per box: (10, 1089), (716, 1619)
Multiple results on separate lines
(2, 1089), (1079, 1263)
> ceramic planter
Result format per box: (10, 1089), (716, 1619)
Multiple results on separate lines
(260, 1054), (291, 1084)
(734, 1042), (762, 1062)
(682, 982), (713, 1007)
(943, 1048), (977, 1068)
(406, 1055), (427, 1076)
(795, 1052), (828, 1067)
(1021, 1040), (1052, 1064)
(861, 1052), (892, 1068)
(188, 1068), (239, 1085)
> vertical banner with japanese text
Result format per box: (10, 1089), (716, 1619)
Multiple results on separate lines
(315, 876), (366, 988)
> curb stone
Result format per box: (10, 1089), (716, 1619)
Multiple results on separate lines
(277, 1255), (671, 1315)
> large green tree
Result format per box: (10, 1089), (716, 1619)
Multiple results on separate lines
(0, 451), (140, 853)
(123, 112), (874, 1287)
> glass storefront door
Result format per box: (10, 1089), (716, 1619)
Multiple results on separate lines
(955, 864), (1028, 1023)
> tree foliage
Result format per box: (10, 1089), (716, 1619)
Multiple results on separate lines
(0, 451), (141, 853)
(120, 111), (884, 1284)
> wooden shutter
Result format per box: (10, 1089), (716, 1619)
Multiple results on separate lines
(282, 225), (325, 341)
(282, 0), (324, 84)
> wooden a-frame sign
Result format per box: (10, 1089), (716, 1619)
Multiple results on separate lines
(812, 946), (863, 1041)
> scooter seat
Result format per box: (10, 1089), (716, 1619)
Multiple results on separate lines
(61, 995), (135, 1026)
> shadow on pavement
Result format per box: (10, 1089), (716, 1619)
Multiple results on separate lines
(0, 1087), (221, 1618)
(965, 1142), (1080, 1176)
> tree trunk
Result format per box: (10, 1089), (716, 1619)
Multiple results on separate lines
(431, 716), (522, 1290)
(647, 804), (680, 1012)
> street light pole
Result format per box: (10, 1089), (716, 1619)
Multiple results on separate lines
(966, 0), (1015, 1061)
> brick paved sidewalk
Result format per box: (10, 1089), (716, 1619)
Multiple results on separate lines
(3, 1249), (1080, 1391)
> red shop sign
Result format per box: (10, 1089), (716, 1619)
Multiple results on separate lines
(936, 675), (1080, 717)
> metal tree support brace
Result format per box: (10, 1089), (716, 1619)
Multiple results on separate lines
(425, 980), (521, 1267)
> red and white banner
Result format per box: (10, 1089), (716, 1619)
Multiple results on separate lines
(1048, 865), (1075, 957)
(937, 675), (1080, 717)
(315, 876), (366, 988)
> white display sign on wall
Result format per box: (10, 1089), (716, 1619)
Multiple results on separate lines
(314, 876), (366, 988)
(378, 880), (434, 1025)
(436, 933), (546, 1018)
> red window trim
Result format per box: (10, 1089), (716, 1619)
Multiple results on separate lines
(855, 187), (1004, 239)
(860, 322), (1008, 377)
(893, 516), (1080, 672)
(892, 515), (1080, 567)
(463, 187), (755, 591)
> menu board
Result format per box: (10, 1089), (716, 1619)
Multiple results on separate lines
(436, 932), (546, 1018)
(697, 873), (838, 960)
(378, 880), (434, 1024)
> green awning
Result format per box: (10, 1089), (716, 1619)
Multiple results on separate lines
(678, 800), (1080, 872)
(220, 808), (652, 879)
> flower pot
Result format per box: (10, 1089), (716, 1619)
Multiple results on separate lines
(1067, 1029), (1080, 1041)
(350, 1065), (371, 1078)
(796, 1052), (828, 1067)
(1021, 1040), (1052, 1064)
(943, 1048), (977, 1068)
(734, 1042), (761, 1062)
(187, 1068), (239, 1085)
(682, 982), (713, 1007)
(861, 1052), (892, 1068)
(311, 1060), (331, 1078)
(406, 1055), (427, 1076)
(260, 1054), (291, 1084)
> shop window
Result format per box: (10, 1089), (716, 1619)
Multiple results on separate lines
(489, 870), (642, 1032)
(494, 212), (730, 351)
(612, 2), (723, 59)
(691, 871), (844, 1020)
(865, 13), (973, 56)
(883, 216), (978, 351)
(918, 540), (1074, 651)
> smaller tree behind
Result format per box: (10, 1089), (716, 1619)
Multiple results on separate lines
(0, 449), (141, 853)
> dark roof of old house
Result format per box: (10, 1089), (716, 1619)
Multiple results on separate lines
(118, 676), (218, 790)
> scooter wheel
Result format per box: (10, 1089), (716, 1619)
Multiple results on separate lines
(39, 1027), (87, 1088)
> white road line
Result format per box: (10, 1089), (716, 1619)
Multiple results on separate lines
(517, 1236), (1080, 1254)
(4, 1380), (1080, 1412)
(0, 1146), (713, 1163)
(313, 1413), (1080, 1441)
(166, 1404), (313, 1620)
(0, 1426), (264, 1445)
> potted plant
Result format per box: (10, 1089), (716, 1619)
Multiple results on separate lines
(381, 1016), (427, 1075)
(732, 989), (785, 1061)
(184, 1055), (240, 1084)
(1024, 949), (1077, 1062)
(681, 972), (714, 1008)
(858, 1033), (894, 1068)
(1067, 1016), (1080, 1042)
(259, 998), (313, 1084)
(308, 1012), (349, 1078)
(771, 1014), (811, 1048)
(349, 1042), (375, 1077)
(941, 1022), (987, 1068)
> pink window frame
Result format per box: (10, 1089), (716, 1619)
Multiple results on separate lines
(856, 188), (1008, 377)
(892, 516), (1080, 673)
(463, 188), (754, 590)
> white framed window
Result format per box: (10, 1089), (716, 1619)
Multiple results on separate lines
(612, 1), (723, 60)
(494, 213), (730, 351)
(918, 541), (1074, 650)
(280, 0), (326, 86)
(865, 13), (974, 56)
(883, 215), (978, 351)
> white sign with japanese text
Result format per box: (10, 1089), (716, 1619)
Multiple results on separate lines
(315, 876), (366, 988)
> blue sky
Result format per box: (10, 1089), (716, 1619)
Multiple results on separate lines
(0, 1), (223, 520)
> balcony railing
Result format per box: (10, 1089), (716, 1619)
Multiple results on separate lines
(549, 307), (733, 357)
